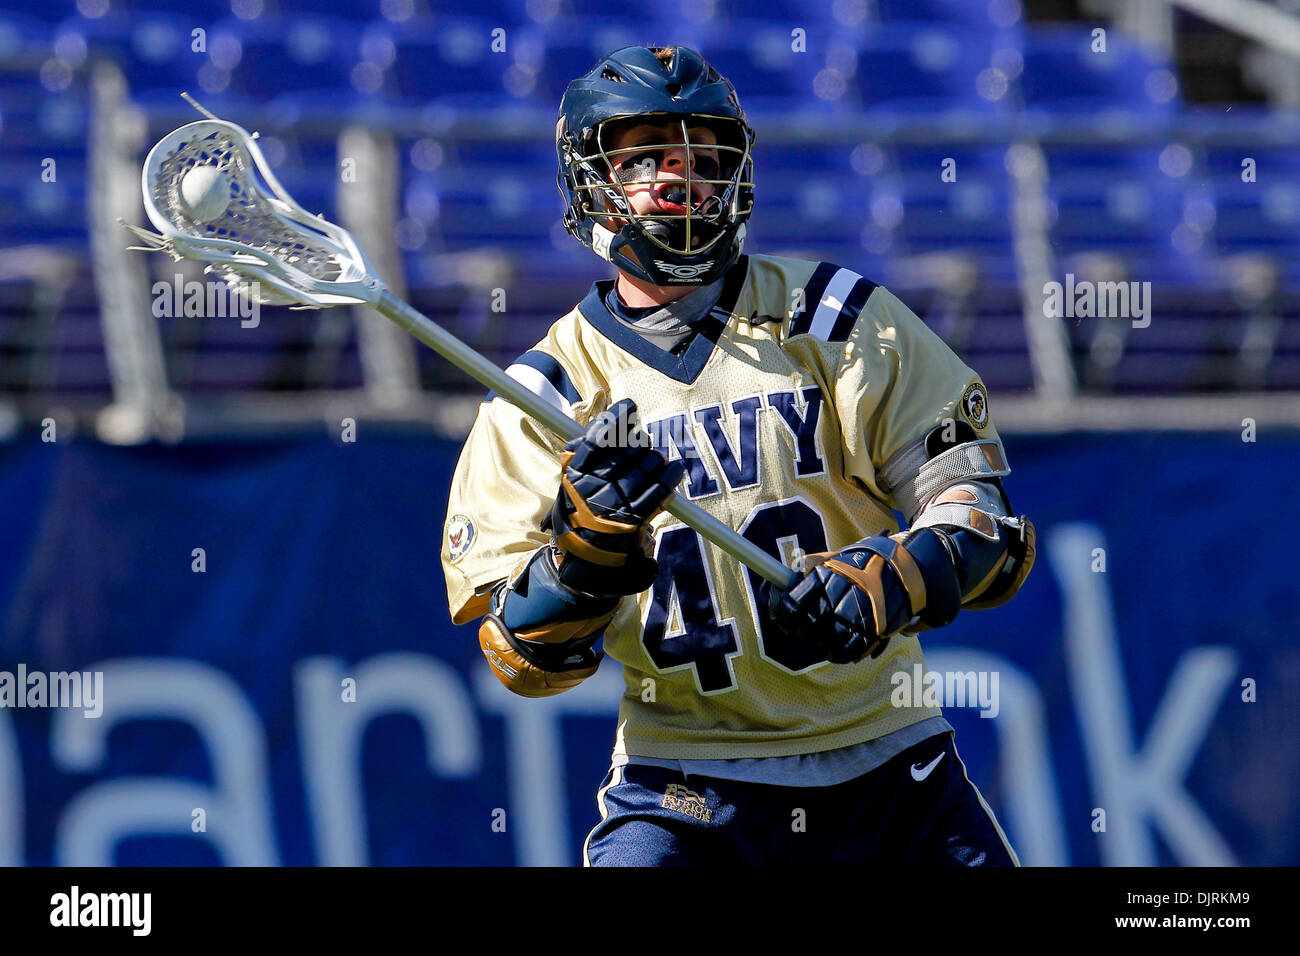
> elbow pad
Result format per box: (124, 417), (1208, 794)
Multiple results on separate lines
(881, 420), (1035, 617)
(867, 511), (1034, 639)
(912, 489), (1036, 612)
(479, 545), (617, 698)
(947, 514), (1036, 610)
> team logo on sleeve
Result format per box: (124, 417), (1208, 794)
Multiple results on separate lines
(446, 514), (477, 562)
(960, 383), (990, 429)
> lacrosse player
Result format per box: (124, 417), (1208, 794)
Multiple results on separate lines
(441, 45), (1035, 866)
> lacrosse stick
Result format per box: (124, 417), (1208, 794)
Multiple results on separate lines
(122, 100), (799, 588)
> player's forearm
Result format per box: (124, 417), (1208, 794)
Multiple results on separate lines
(498, 544), (620, 632)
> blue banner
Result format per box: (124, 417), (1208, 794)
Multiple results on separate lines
(0, 429), (1294, 865)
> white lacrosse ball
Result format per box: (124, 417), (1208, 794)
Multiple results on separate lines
(179, 164), (231, 222)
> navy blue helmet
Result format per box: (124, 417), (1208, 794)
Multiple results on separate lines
(556, 46), (755, 287)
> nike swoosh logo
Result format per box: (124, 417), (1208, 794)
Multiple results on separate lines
(910, 752), (946, 781)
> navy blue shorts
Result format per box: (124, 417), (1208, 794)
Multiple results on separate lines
(583, 731), (1018, 866)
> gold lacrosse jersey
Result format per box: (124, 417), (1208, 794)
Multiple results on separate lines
(442, 253), (999, 760)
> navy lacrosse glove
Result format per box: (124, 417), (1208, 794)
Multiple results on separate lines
(546, 398), (687, 598)
(762, 529), (963, 664)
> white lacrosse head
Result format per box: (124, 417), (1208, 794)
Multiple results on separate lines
(135, 117), (385, 308)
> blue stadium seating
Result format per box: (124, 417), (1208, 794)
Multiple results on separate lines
(855, 23), (1022, 116)
(0, 275), (108, 397)
(716, 0), (860, 25)
(1041, 144), (1218, 285)
(875, 0), (1021, 28)
(0, 12), (52, 54)
(212, 16), (372, 115)
(1020, 25), (1179, 116)
(66, 14), (213, 103)
(111, 0), (236, 20)
(1271, 312), (1300, 388)
(3, 3), (1300, 397)
(556, 0), (720, 28)
(390, 18), (544, 111)
(0, 71), (89, 248)
(705, 30), (859, 117)
(429, 0), (532, 23)
(1209, 178), (1300, 287)
(6, 0), (89, 23)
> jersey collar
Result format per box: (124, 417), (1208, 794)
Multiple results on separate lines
(577, 255), (750, 385)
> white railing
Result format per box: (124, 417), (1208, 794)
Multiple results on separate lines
(1171, 0), (1300, 58)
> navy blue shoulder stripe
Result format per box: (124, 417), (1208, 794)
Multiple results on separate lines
(788, 261), (840, 337)
(827, 277), (879, 343)
(485, 350), (581, 408)
(788, 263), (880, 343)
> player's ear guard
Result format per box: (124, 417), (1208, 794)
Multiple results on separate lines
(547, 398), (686, 598)
(478, 549), (617, 698)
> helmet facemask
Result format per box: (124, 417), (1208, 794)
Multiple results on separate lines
(564, 114), (754, 275)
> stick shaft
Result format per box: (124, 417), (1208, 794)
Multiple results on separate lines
(376, 290), (798, 588)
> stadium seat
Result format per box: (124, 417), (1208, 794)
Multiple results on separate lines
(437, 139), (555, 174)
(112, 0), (235, 20)
(1042, 144), (1217, 286)
(390, 18), (543, 111)
(896, 179), (1014, 256)
(554, 0), (720, 27)
(0, 74), (89, 249)
(1208, 177), (1300, 288)
(703, 31), (859, 117)
(716, 0), (859, 25)
(1269, 315), (1300, 388)
(0, 13), (53, 58)
(875, 0), (1021, 28)
(223, 17), (360, 103)
(429, 0), (533, 23)
(68, 14), (216, 104)
(753, 142), (859, 175)
(854, 23), (1022, 117)
(0, 274), (109, 397)
(1020, 25), (1179, 116)
(9, 0), (91, 23)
